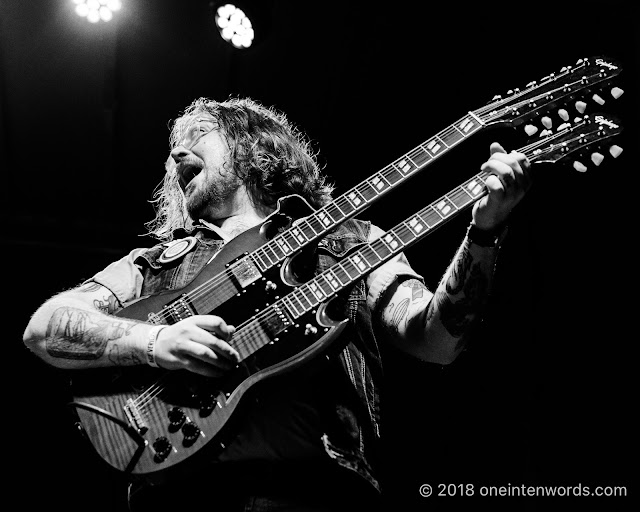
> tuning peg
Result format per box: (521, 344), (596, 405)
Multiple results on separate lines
(611, 87), (624, 99)
(575, 101), (587, 113)
(574, 117), (583, 124)
(526, 81), (537, 88)
(590, 152), (605, 166)
(558, 109), (569, 121)
(524, 125), (539, 136)
(541, 116), (553, 129)
(609, 145), (623, 158)
(557, 122), (571, 132)
(576, 58), (584, 65)
(573, 161), (588, 172)
(592, 94), (605, 105)
(540, 129), (552, 137)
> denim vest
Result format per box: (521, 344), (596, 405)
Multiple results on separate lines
(134, 219), (383, 493)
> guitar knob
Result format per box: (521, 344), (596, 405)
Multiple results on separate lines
(182, 421), (201, 447)
(609, 145), (623, 158)
(305, 324), (318, 335)
(573, 161), (588, 172)
(611, 87), (624, 99)
(265, 280), (277, 292)
(153, 437), (172, 462)
(167, 407), (186, 432)
(590, 152), (605, 166)
(199, 393), (218, 417)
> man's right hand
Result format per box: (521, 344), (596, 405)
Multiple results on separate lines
(154, 315), (239, 377)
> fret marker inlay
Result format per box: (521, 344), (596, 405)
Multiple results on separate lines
(348, 191), (362, 206)
(436, 200), (451, 215)
(460, 118), (474, 133)
(384, 234), (399, 250)
(371, 177), (384, 190)
(409, 217), (424, 233)
(467, 179), (483, 196)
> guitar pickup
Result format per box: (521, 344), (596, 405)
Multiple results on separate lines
(230, 257), (262, 288)
(164, 295), (197, 323)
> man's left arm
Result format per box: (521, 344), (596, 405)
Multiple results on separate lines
(375, 142), (532, 364)
(375, 236), (501, 364)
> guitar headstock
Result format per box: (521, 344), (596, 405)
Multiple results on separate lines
(476, 57), (623, 133)
(522, 113), (623, 171)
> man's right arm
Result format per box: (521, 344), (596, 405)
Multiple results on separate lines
(23, 282), (241, 376)
(23, 282), (151, 369)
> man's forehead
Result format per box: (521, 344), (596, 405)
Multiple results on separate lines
(182, 113), (217, 128)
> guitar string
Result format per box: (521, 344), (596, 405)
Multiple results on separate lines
(133, 128), (585, 411)
(143, 94), (541, 325)
(146, 68), (599, 326)
(140, 115), (596, 407)
(131, 68), (605, 411)
(162, 61), (604, 319)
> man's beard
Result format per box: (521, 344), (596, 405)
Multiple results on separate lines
(186, 171), (241, 221)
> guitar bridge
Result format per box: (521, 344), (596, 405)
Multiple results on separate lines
(124, 398), (148, 435)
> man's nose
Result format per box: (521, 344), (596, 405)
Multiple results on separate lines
(170, 145), (190, 164)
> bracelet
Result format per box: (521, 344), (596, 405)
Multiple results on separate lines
(466, 223), (508, 248)
(146, 325), (166, 368)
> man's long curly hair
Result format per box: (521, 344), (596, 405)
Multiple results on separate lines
(145, 97), (334, 241)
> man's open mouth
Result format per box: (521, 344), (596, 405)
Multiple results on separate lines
(177, 164), (202, 191)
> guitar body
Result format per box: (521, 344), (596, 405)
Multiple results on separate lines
(115, 194), (317, 327)
(71, 296), (348, 483)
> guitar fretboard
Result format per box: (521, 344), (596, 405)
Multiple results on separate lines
(280, 170), (490, 319)
(247, 114), (485, 271)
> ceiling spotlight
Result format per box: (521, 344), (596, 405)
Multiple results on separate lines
(215, 3), (255, 49)
(73, 0), (122, 23)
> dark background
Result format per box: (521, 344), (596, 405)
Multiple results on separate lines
(2, 1), (637, 510)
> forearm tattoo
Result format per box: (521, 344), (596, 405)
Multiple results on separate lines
(432, 243), (490, 339)
(45, 307), (142, 365)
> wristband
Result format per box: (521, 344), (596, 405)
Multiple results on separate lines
(146, 325), (166, 368)
(466, 223), (508, 248)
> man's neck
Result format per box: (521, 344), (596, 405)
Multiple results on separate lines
(201, 187), (274, 241)
(201, 214), (262, 241)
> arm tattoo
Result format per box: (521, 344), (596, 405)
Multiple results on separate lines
(401, 278), (425, 301)
(389, 298), (410, 330)
(433, 243), (490, 340)
(78, 282), (120, 314)
(384, 279), (427, 332)
(45, 306), (139, 363)
(446, 245), (472, 295)
(78, 282), (103, 293)
(93, 294), (119, 315)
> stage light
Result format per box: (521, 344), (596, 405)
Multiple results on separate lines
(73, 0), (121, 23)
(214, 3), (255, 49)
